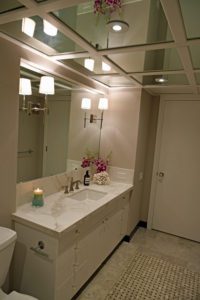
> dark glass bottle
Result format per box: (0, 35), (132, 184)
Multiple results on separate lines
(84, 170), (90, 186)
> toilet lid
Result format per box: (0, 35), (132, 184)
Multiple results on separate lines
(5, 292), (38, 300)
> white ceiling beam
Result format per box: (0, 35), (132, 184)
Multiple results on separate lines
(50, 52), (89, 60)
(160, 0), (198, 94)
(129, 70), (185, 76)
(37, 0), (87, 12)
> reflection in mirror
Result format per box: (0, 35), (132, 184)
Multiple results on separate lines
(17, 63), (103, 183)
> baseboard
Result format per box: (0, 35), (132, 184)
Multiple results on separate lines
(137, 220), (147, 228)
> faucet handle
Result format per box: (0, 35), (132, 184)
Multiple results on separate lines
(75, 180), (81, 190)
(69, 177), (74, 192)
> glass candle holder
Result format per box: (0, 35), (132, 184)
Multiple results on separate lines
(32, 188), (44, 207)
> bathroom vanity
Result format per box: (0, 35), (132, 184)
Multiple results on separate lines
(12, 182), (133, 300)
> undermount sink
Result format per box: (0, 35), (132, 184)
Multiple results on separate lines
(69, 189), (107, 201)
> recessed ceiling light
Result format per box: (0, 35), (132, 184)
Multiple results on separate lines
(155, 78), (168, 83)
(107, 20), (129, 33)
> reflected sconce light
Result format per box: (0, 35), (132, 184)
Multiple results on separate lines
(84, 58), (94, 71)
(81, 97), (108, 129)
(39, 76), (55, 113)
(43, 20), (58, 36)
(19, 78), (32, 113)
(81, 98), (91, 128)
(22, 17), (36, 37)
(102, 62), (111, 72)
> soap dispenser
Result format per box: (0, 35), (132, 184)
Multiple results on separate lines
(84, 170), (90, 186)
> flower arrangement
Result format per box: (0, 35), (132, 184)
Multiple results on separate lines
(94, 0), (122, 20)
(81, 149), (112, 184)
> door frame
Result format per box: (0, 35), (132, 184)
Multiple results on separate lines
(147, 94), (200, 229)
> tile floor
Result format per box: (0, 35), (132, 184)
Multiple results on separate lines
(75, 228), (200, 300)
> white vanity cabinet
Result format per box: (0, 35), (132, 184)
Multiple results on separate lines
(12, 189), (132, 300)
(13, 223), (77, 300)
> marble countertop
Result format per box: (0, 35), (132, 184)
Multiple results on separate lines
(12, 182), (133, 238)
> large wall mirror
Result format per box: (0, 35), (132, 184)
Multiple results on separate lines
(17, 63), (104, 183)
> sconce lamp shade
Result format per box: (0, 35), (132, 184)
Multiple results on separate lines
(98, 98), (108, 110)
(102, 62), (111, 72)
(84, 58), (94, 71)
(19, 78), (32, 95)
(43, 20), (58, 36)
(39, 76), (55, 95)
(22, 17), (36, 37)
(81, 98), (91, 110)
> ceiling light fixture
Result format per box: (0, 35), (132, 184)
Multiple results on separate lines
(43, 20), (57, 36)
(22, 18), (36, 37)
(102, 62), (111, 72)
(84, 58), (95, 71)
(107, 20), (129, 33)
(155, 77), (168, 83)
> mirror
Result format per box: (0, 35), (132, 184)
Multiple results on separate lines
(17, 63), (103, 183)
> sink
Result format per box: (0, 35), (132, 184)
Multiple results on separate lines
(69, 189), (107, 201)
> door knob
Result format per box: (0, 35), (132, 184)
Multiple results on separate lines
(158, 172), (164, 178)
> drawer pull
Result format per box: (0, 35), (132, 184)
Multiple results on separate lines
(30, 246), (49, 258)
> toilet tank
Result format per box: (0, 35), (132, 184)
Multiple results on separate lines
(0, 227), (17, 287)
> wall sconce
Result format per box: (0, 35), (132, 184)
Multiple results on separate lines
(43, 20), (58, 36)
(39, 76), (55, 113)
(22, 17), (36, 37)
(19, 78), (32, 113)
(102, 62), (111, 72)
(81, 97), (108, 129)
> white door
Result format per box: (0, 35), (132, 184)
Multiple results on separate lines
(151, 100), (200, 242)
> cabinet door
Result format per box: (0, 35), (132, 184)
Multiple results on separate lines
(120, 194), (130, 237)
(103, 209), (123, 257)
(74, 220), (105, 293)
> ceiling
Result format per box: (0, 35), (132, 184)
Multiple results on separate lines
(0, 0), (199, 95)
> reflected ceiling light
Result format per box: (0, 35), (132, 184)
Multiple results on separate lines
(84, 58), (94, 71)
(39, 76), (55, 113)
(19, 78), (32, 112)
(43, 20), (58, 36)
(102, 62), (111, 72)
(107, 20), (129, 33)
(81, 98), (91, 110)
(98, 98), (109, 110)
(155, 77), (168, 83)
(22, 18), (36, 37)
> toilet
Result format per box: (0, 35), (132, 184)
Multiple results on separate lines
(0, 227), (38, 300)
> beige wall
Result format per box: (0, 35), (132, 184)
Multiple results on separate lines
(131, 91), (160, 224)
(100, 88), (142, 169)
(68, 91), (102, 162)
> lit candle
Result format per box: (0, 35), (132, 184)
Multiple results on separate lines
(32, 188), (44, 207)
(33, 188), (43, 196)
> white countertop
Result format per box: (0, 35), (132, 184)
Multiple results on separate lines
(12, 182), (133, 237)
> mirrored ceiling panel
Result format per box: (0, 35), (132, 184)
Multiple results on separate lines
(132, 73), (188, 85)
(0, 16), (84, 55)
(52, 0), (173, 50)
(0, 0), (24, 14)
(92, 75), (135, 87)
(189, 44), (200, 69)
(108, 48), (183, 73)
(179, 0), (200, 40)
(61, 57), (118, 75)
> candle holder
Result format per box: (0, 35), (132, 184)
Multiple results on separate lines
(32, 188), (44, 207)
